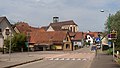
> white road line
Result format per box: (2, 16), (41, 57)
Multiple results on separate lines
(66, 58), (70, 60)
(54, 58), (59, 60)
(60, 58), (65, 60)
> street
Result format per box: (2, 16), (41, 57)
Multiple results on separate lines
(12, 47), (95, 68)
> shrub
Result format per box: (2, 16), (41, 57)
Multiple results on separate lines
(105, 48), (113, 55)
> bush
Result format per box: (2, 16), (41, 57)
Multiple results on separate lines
(105, 48), (113, 55)
(0, 47), (3, 52)
(116, 58), (120, 64)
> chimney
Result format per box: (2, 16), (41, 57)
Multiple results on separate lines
(53, 17), (59, 23)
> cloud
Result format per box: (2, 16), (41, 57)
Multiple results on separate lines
(0, 0), (120, 31)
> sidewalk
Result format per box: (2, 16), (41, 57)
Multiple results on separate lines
(90, 52), (120, 68)
(0, 52), (44, 68)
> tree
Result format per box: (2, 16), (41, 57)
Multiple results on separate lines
(105, 10), (120, 50)
(4, 33), (27, 52)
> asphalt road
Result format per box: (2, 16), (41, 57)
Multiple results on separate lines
(14, 59), (92, 68)
(13, 47), (94, 68)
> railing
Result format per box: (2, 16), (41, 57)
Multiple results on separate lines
(114, 54), (120, 59)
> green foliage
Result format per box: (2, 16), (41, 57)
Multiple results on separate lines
(4, 33), (27, 52)
(51, 45), (56, 50)
(117, 59), (120, 64)
(105, 10), (120, 49)
(105, 48), (113, 55)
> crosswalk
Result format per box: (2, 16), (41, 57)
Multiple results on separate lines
(46, 58), (88, 61)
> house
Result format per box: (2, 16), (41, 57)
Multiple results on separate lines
(72, 32), (84, 48)
(84, 31), (100, 45)
(29, 31), (72, 51)
(47, 17), (78, 32)
(0, 16), (15, 48)
(14, 22), (45, 34)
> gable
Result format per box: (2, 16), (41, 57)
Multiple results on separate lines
(0, 17), (15, 39)
(47, 26), (55, 31)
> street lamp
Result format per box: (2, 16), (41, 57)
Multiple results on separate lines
(100, 10), (111, 51)
(100, 9), (111, 33)
(5, 28), (12, 61)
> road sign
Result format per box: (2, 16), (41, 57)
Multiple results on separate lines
(110, 30), (117, 39)
(95, 38), (100, 42)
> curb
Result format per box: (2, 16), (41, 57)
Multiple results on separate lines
(3, 58), (44, 68)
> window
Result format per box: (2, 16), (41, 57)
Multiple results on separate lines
(66, 44), (70, 49)
(70, 27), (72, 32)
(5, 29), (10, 35)
(73, 27), (75, 32)
(0, 29), (2, 32)
(0, 29), (2, 35)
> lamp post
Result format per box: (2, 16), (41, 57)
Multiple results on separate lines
(100, 10), (111, 51)
(100, 9), (111, 33)
(9, 32), (12, 61)
(5, 28), (12, 61)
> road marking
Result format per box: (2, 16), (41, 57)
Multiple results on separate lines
(47, 58), (88, 61)
(66, 58), (70, 60)
(54, 58), (59, 60)
(71, 58), (76, 60)
(82, 58), (87, 61)
(49, 58), (54, 60)
(77, 58), (81, 60)
(60, 58), (65, 60)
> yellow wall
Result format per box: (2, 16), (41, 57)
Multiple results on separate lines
(55, 45), (62, 49)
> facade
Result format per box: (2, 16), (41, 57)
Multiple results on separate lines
(47, 17), (78, 32)
(84, 31), (100, 45)
(0, 17), (15, 48)
(70, 32), (84, 49)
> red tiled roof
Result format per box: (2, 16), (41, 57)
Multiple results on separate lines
(73, 32), (83, 40)
(30, 31), (67, 45)
(83, 32), (101, 38)
(49, 20), (77, 31)
(15, 22), (44, 34)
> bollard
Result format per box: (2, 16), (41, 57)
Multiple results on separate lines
(117, 51), (119, 59)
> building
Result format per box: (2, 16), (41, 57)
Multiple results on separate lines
(0, 16), (15, 48)
(47, 17), (78, 32)
(14, 22), (45, 34)
(72, 32), (84, 48)
(84, 31), (100, 45)
(29, 31), (72, 51)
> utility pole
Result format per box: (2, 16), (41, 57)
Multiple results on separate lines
(9, 32), (12, 61)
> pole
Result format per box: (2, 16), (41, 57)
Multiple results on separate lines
(108, 13), (111, 34)
(113, 41), (115, 59)
(9, 32), (12, 61)
(27, 32), (30, 56)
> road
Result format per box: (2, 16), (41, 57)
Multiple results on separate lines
(13, 47), (95, 68)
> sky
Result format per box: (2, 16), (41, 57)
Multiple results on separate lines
(0, 0), (120, 32)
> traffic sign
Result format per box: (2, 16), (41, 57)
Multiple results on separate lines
(95, 38), (100, 42)
(110, 30), (117, 39)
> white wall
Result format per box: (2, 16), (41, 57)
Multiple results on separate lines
(86, 35), (94, 45)
(73, 41), (82, 47)
(47, 26), (54, 31)
(0, 35), (3, 48)
(0, 18), (14, 48)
